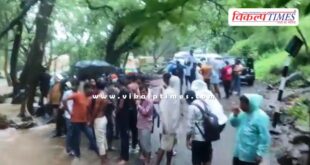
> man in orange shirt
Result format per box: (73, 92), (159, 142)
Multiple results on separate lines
(63, 83), (98, 158)
(200, 64), (212, 90)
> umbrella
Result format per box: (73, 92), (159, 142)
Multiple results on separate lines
(74, 60), (117, 80)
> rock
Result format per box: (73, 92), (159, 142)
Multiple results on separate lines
(270, 129), (282, 135)
(267, 84), (275, 90)
(0, 114), (9, 130)
(8, 118), (37, 129)
(295, 125), (310, 134)
(21, 116), (33, 122)
(0, 95), (6, 104)
(294, 143), (309, 152)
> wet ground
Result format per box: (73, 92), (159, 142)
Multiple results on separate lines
(0, 78), (278, 165)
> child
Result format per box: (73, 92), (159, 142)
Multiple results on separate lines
(137, 85), (153, 165)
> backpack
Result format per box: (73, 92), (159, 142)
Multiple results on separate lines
(193, 99), (220, 141)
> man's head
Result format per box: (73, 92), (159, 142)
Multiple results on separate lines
(225, 61), (229, 66)
(110, 73), (118, 83)
(90, 79), (96, 87)
(71, 79), (79, 92)
(140, 85), (148, 100)
(163, 73), (171, 86)
(176, 61), (180, 66)
(96, 80), (106, 91)
(128, 74), (137, 83)
(83, 83), (92, 96)
(235, 59), (241, 65)
(240, 95), (250, 113)
(184, 90), (196, 104)
(190, 49), (194, 56)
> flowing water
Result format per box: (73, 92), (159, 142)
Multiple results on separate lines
(0, 103), (103, 165)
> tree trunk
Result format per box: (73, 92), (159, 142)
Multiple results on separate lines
(3, 34), (12, 86)
(10, 21), (23, 97)
(19, 0), (55, 116)
(153, 56), (158, 68)
(122, 52), (130, 69)
(104, 22), (140, 65)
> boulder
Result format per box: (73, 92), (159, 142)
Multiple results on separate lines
(0, 95), (6, 103)
(0, 114), (9, 130)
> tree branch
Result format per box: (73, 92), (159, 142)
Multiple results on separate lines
(20, 44), (28, 54)
(85, 0), (113, 13)
(222, 33), (236, 44)
(24, 22), (34, 33)
(0, 0), (38, 39)
(106, 21), (125, 52)
(116, 28), (141, 54)
(207, 0), (228, 14)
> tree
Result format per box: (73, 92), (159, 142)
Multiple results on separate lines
(138, 33), (178, 67)
(10, 1), (25, 98)
(85, 0), (199, 65)
(19, 0), (56, 116)
(2, 33), (12, 86)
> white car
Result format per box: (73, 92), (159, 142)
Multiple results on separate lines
(173, 51), (223, 65)
(173, 51), (188, 65)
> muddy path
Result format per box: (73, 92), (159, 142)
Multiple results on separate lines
(0, 80), (281, 165)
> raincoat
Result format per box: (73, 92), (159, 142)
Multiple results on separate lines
(191, 80), (228, 125)
(159, 76), (181, 134)
(230, 94), (271, 163)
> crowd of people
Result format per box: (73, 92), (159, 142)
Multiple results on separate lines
(38, 51), (271, 165)
(169, 50), (245, 99)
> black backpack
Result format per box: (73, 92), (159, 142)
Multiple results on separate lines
(193, 99), (220, 141)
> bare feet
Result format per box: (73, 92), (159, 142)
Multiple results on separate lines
(139, 154), (146, 160)
(117, 160), (128, 165)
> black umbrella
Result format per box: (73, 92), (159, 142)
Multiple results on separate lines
(74, 60), (117, 80)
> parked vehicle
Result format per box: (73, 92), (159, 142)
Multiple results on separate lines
(173, 51), (223, 65)
(73, 60), (118, 80)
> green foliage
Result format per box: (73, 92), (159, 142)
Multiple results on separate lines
(292, 50), (310, 67)
(288, 98), (309, 125)
(228, 39), (255, 56)
(254, 51), (287, 81)
(305, 3), (310, 15)
(228, 27), (281, 57)
(297, 65), (310, 79)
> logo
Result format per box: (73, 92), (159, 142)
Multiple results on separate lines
(228, 8), (299, 26)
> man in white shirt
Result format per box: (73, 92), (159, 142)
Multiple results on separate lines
(185, 83), (227, 165)
(185, 90), (212, 165)
(60, 81), (75, 154)
(185, 50), (196, 88)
